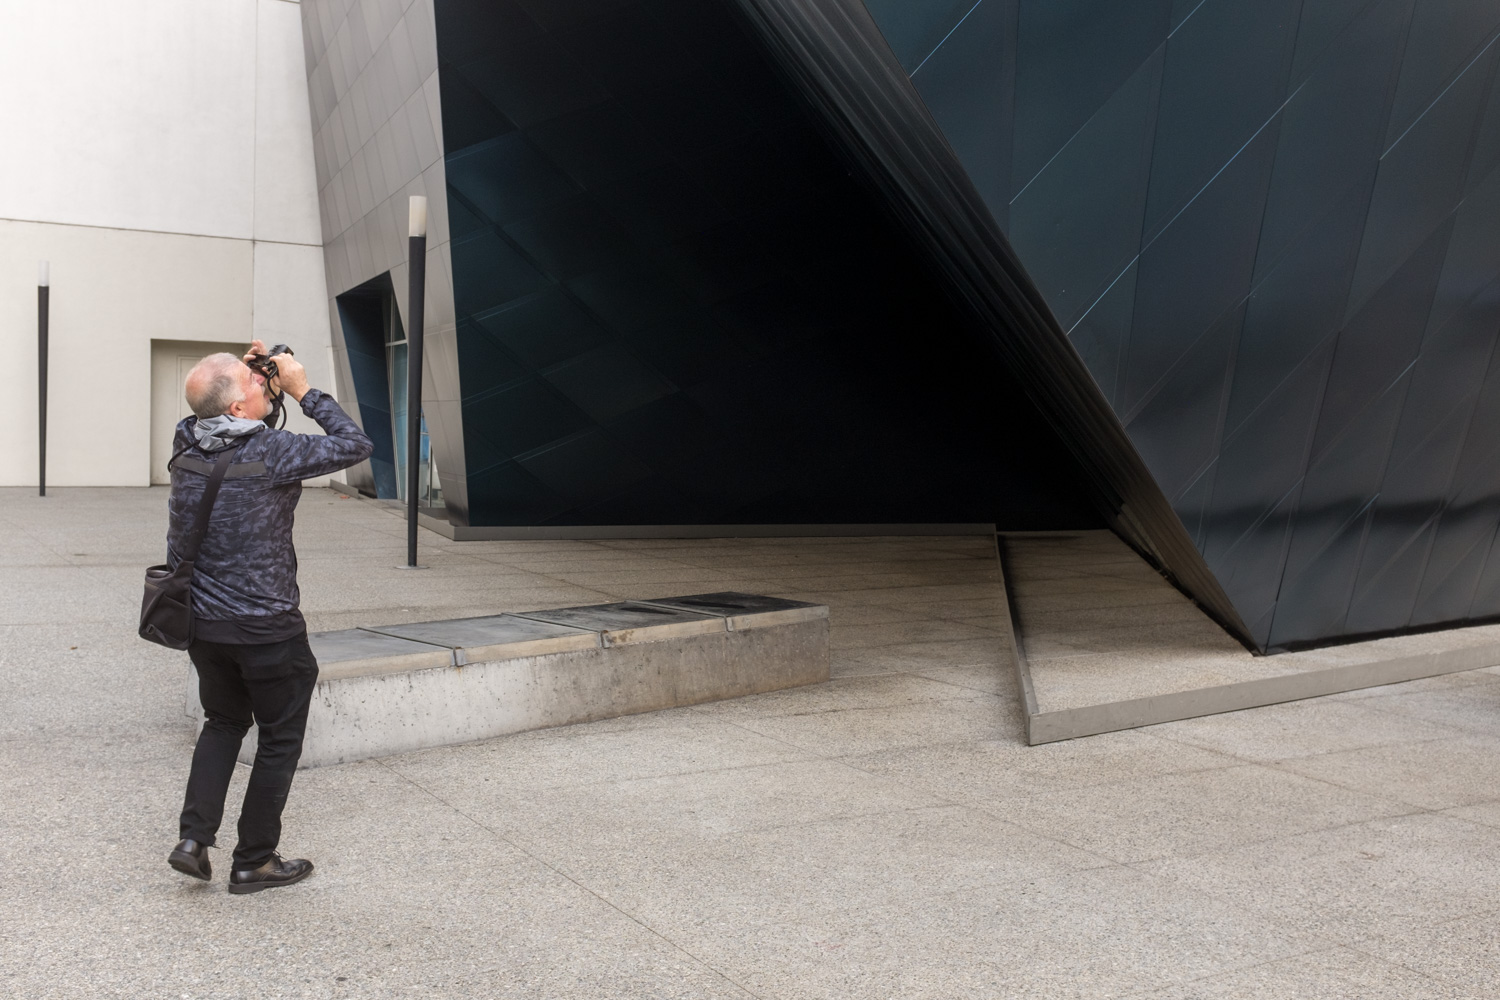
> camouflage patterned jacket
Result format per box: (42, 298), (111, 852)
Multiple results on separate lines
(166, 389), (374, 626)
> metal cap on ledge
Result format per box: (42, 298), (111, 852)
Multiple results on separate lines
(309, 629), (455, 680)
(511, 601), (725, 646)
(363, 614), (600, 665)
(639, 592), (829, 630)
(305, 593), (831, 677)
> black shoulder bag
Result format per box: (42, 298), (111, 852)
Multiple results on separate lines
(139, 443), (239, 649)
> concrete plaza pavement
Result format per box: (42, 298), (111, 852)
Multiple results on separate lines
(2, 486), (1499, 998)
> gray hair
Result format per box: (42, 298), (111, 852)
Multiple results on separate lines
(184, 353), (246, 419)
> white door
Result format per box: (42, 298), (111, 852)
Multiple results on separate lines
(150, 339), (247, 484)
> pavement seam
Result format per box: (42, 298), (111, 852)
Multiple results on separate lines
(993, 767), (1430, 868)
(1115, 851), (1500, 995)
(383, 749), (831, 797)
(1113, 804), (1440, 879)
(1145, 723), (1474, 769)
(1337, 921), (1499, 994)
(722, 709), (1010, 760)
(1345, 689), (1500, 735)
(828, 733), (1243, 797)
(1113, 944), (1410, 999)
(372, 757), (768, 1000)
(906, 668), (1017, 698)
(1257, 743), (1497, 812)
(728, 691), (995, 720)
(1438, 802), (1500, 831)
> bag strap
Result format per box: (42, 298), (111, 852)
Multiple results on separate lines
(166, 416), (201, 474)
(166, 442), (196, 473)
(179, 443), (240, 565)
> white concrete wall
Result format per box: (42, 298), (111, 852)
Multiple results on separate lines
(0, 0), (331, 486)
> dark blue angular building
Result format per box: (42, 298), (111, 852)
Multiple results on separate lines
(301, 0), (1500, 653)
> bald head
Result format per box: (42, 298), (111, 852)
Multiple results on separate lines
(184, 353), (247, 419)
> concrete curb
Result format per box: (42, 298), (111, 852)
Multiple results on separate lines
(995, 538), (1500, 744)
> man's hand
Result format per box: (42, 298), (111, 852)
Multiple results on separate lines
(243, 340), (267, 365)
(269, 351), (311, 402)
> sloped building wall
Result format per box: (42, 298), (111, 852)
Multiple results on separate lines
(869, 0), (1500, 649)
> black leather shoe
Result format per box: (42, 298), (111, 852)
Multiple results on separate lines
(167, 839), (212, 881)
(227, 854), (314, 894)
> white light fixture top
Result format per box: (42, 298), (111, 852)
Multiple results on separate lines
(408, 196), (428, 239)
(38, 261), (49, 287)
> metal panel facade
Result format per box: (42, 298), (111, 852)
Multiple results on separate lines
(877, 0), (1500, 649)
(426, 0), (1101, 530)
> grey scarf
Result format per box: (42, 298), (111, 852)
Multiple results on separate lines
(193, 414), (266, 452)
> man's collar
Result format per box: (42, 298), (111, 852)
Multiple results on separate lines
(192, 413), (267, 452)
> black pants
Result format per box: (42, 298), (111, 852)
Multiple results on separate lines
(179, 634), (318, 869)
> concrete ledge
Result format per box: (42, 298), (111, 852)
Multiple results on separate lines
(189, 593), (829, 766)
(1023, 640), (1500, 744)
(997, 533), (1500, 744)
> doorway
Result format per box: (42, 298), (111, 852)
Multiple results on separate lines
(149, 339), (247, 484)
(335, 274), (440, 503)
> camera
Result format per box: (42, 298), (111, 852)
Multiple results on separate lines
(246, 344), (294, 382)
(246, 344), (295, 428)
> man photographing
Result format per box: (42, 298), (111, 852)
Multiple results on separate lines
(166, 341), (372, 893)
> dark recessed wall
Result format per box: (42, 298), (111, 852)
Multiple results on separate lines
(336, 274), (404, 500)
(875, 0), (1500, 648)
(432, 0), (1101, 529)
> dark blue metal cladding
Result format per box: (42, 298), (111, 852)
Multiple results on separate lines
(871, 0), (1500, 649)
(431, 0), (1103, 529)
(336, 276), (403, 499)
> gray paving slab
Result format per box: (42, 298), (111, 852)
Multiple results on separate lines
(688, 671), (980, 720)
(539, 566), (739, 588)
(1, 751), (754, 999)
(441, 757), (949, 849)
(1346, 909), (1500, 996)
(1352, 679), (1500, 736)
(909, 659), (1018, 696)
(843, 728), (1237, 802)
(723, 693), (1012, 758)
(630, 864), (1325, 1000)
(1137, 812), (1500, 946)
(0, 622), (188, 737)
(1276, 735), (1500, 810)
(811, 602), (930, 626)
(1445, 799), (1500, 829)
(1006, 763), (1412, 864)
(831, 617), (1000, 649)
(1133, 946), (1460, 999)
(832, 636), (1007, 676)
(385, 710), (815, 793)
(1148, 695), (1468, 762)
(1, 486), (1492, 999)
(509, 805), (1117, 956)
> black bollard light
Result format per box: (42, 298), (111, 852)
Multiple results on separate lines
(405, 196), (427, 568)
(38, 261), (49, 497)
